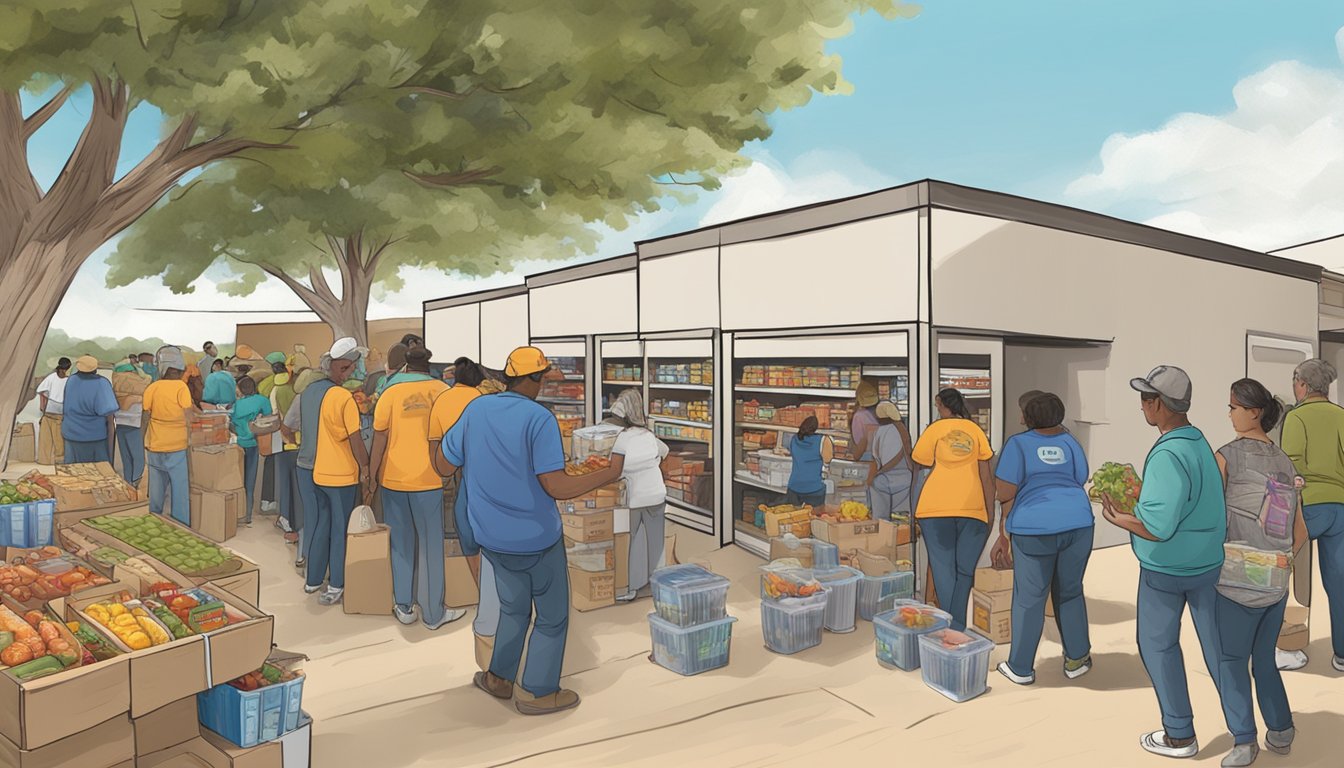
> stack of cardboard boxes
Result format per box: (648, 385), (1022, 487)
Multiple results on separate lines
(187, 446), (245, 544)
(809, 517), (912, 567)
(562, 482), (624, 612)
(663, 452), (710, 510)
(971, 567), (1013, 644)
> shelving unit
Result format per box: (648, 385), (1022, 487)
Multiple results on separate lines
(539, 355), (587, 456)
(647, 354), (716, 522)
(599, 357), (643, 418)
(937, 359), (993, 438)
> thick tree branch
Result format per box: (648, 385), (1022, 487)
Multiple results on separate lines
(22, 84), (75, 140)
(261, 263), (327, 310)
(404, 165), (503, 189)
(397, 84), (480, 101)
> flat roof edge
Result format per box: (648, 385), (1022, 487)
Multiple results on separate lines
(526, 254), (637, 288)
(423, 283), (527, 311)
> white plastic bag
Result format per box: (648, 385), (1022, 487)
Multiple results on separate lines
(347, 505), (377, 535)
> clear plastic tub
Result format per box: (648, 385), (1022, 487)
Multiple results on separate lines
(650, 564), (731, 627)
(918, 629), (995, 702)
(814, 566), (862, 633)
(648, 612), (737, 676)
(572, 425), (622, 462)
(761, 593), (828, 654)
(857, 570), (915, 621)
(769, 536), (839, 569)
(759, 565), (823, 601)
(873, 600), (951, 671)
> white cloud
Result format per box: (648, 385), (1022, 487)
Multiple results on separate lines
(699, 150), (897, 227)
(1066, 26), (1344, 253)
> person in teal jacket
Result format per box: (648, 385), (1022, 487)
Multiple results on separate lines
(1101, 365), (1227, 761)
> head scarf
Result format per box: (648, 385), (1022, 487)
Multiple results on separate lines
(609, 389), (648, 429)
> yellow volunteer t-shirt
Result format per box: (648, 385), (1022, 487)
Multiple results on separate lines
(314, 388), (362, 487)
(142, 380), (194, 453)
(374, 379), (449, 492)
(912, 418), (994, 522)
(427, 384), (481, 441)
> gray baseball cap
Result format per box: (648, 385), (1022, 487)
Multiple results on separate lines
(156, 345), (186, 372)
(1130, 365), (1192, 413)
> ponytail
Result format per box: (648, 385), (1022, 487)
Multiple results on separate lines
(937, 388), (973, 420)
(1230, 378), (1283, 433)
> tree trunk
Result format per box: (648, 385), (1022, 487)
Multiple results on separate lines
(313, 296), (371, 348)
(259, 232), (390, 353)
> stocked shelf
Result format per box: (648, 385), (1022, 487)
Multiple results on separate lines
(650, 383), (713, 392)
(736, 385), (856, 398)
(602, 380), (641, 386)
(602, 361), (643, 383)
(538, 396), (584, 405)
(735, 470), (787, 495)
(650, 360), (713, 386)
(736, 421), (847, 437)
(652, 356), (716, 516)
(652, 415), (713, 428)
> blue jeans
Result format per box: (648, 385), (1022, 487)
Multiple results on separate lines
(241, 445), (259, 523)
(275, 451), (299, 531)
(146, 450), (190, 526)
(1216, 594), (1292, 745)
(1303, 502), (1344, 658)
(65, 439), (109, 464)
(485, 540), (570, 697)
(114, 426), (144, 485)
(295, 467), (321, 562)
(383, 488), (446, 624)
(1137, 566), (1222, 741)
(921, 517), (990, 631)
(1007, 527), (1094, 676)
(306, 483), (357, 591)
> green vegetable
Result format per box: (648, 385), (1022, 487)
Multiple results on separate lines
(8, 655), (64, 681)
(0, 632), (13, 652)
(261, 664), (282, 684)
(151, 606), (193, 639)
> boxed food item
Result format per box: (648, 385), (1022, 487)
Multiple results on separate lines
(190, 489), (241, 544)
(132, 694), (201, 757)
(569, 567), (614, 612)
(188, 446), (245, 493)
(76, 509), (245, 581)
(919, 628), (995, 702)
(761, 504), (812, 538)
(971, 589), (1012, 644)
(343, 526), (392, 616)
(555, 481), (627, 514)
(49, 464), (139, 512)
(9, 423), (35, 465)
(188, 411), (231, 449)
(648, 613), (736, 676)
(649, 564), (729, 627)
(561, 510), (614, 544)
(974, 566), (1014, 593)
(197, 649), (306, 749)
(0, 712), (133, 768)
(0, 545), (118, 609)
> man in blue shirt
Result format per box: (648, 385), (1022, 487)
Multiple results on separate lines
(436, 346), (621, 716)
(1102, 365), (1226, 760)
(61, 356), (119, 464)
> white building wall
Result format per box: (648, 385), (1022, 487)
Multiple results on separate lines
(530, 272), (637, 338)
(479, 295), (530, 370)
(640, 248), (719, 332)
(424, 304), (480, 363)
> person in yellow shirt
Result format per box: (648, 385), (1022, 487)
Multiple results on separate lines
(141, 346), (200, 525)
(307, 339), (372, 607)
(371, 347), (466, 630)
(911, 388), (995, 632)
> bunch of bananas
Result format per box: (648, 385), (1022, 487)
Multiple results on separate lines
(838, 501), (871, 521)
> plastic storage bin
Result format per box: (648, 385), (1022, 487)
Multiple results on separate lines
(648, 612), (737, 675)
(761, 593), (829, 654)
(198, 657), (306, 748)
(759, 565), (822, 600)
(756, 450), (792, 487)
(873, 600), (951, 671)
(572, 425), (622, 462)
(0, 500), (53, 547)
(650, 564), (731, 627)
(0, 503), (27, 548)
(769, 535), (839, 569)
(918, 629), (995, 702)
(857, 569), (915, 621)
(814, 567), (862, 633)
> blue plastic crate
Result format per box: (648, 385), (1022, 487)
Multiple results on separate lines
(0, 503), (27, 547)
(857, 569), (915, 621)
(650, 564), (730, 627)
(24, 501), (54, 548)
(0, 500), (54, 548)
(648, 612), (737, 676)
(198, 672), (306, 748)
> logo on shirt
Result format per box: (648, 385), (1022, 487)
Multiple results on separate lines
(942, 430), (975, 458)
(1037, 446), (1067, 465)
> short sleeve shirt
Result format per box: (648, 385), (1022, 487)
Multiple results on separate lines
(36, 373), (67, 415)
(373, 378), (449, 492)
(427, 385), (481, 441)
(995, 430), (1093, 535)
(142, 380), (194, 453)
(313, 387), (362, 487)
(612, 428), (670, 508)
(230, 394), (273, 448)
(912, 418), (994, 521)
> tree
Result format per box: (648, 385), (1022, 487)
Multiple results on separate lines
(108, 0), (920, 345)
(0, 1), (429, 468)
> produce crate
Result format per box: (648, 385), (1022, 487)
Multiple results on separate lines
(761, 593), (828, 655)
(873, 600), (951, 671)
(198, 652), (306, 748)
(649, 564), (730, 627)
(857, 570), (915, 621)
(918, 629), (994, 702)
(0, 501), (54, 548)
(648, 613), (737, 676)
(814, 566), (862, 633)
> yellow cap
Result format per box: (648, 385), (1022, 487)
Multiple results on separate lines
(504, 346), (551, 377)
(75, 355), (99, 373)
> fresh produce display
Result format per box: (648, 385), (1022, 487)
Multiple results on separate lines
(84, 514), (232, 574)
(18, 471), (55, 497)
(757, 503), (811, 516)
(83, 593), (173, 650)
(0, 547), (113, 605)
(0, 478), (53, 503)
(760, 569), (824, 600)
(229, 662), (300, 692)
(565, 455), (611, 476)
(92, 547), (130, 566)
(66, 621), (121, 662)
(0, 603), (75, 676)
(1087, 462), (1142, 513)
(814, 501), (871, 523)
(146, 602), (193, 639)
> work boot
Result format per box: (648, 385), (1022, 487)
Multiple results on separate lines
(1221, 743), (1258, 767)
(474, 633), (495, 672)
(1266, 726), (1295, 755)
(515, 687), (581, 716)
(473, 671), (513, 700)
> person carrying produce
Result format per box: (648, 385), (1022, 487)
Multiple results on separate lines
(435, 346), (621, 716)
(991, 392), (1095, 687)
(1210, 378), (1305, 767)
(372, 346), (465, 630)
(142, 347), (201, 525)
(230, 376), (273, 527)
(785, 416), (834, 508)
(606, 389), (671, 603)
(911, 388), (995, 632)
(1280, 358), (1344, 675)
(866, 401), (915, 521)
(61, 355), (119, 464)
(1100, 365), (1226, 760)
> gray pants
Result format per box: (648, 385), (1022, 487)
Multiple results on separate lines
(626, 503), (667, 595)
(475, 555), (500, 636)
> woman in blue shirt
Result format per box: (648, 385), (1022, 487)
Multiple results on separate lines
(786, 416), (833, 507)
(230, 376), (273, 526)
(992, 392), (1095, 685)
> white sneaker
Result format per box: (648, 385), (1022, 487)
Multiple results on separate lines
(261, 501), (278, 513)
(424, 607), (468, 631)
(1276, 649), (1308, 671)
(394, 605), (417, 625)
(318, 588), (344, 606)
(1063, 655), (1093, 680)
(277, 516), (293, 533)
(997, 661), (1035, 686)
(304, 582), (323, 594)
(1333, 655), (1344, 673)
(1140, 731), (1199, 759)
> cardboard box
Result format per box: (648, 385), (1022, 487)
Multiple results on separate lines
(0, 714), (133, 768)
(188, 446), (245, 493)
(811, 518), (903, 560)
(975, 566), (1014, 593)
(561, 510), (614, 543)
(132, 695), (200, 757)
(190, 489), (241, 543)
(138, 735), (234, 768)
(569, 567), (614, 612)
(555, 480), (627, 513)
(9, 423), (35, 464)
(972, 589), (1012, 644)
(614, 532), (630, 594)
(763, 509), (811, 538)
(444, 544), (478, 609)
(198, 727), (284, 768)
(665, 534), (677, 566)
(343, 525), (392, 616)
(49, 463), (139, 512)
(1278, 604), (1309, 652)
(203, 567), (262, 610)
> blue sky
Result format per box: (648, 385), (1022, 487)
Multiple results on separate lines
(23, 2), (1344, 340)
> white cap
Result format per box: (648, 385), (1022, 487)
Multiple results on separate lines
(328, 337), (367, 362)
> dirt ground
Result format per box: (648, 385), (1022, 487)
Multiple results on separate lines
(6, 459), (1341, 767)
